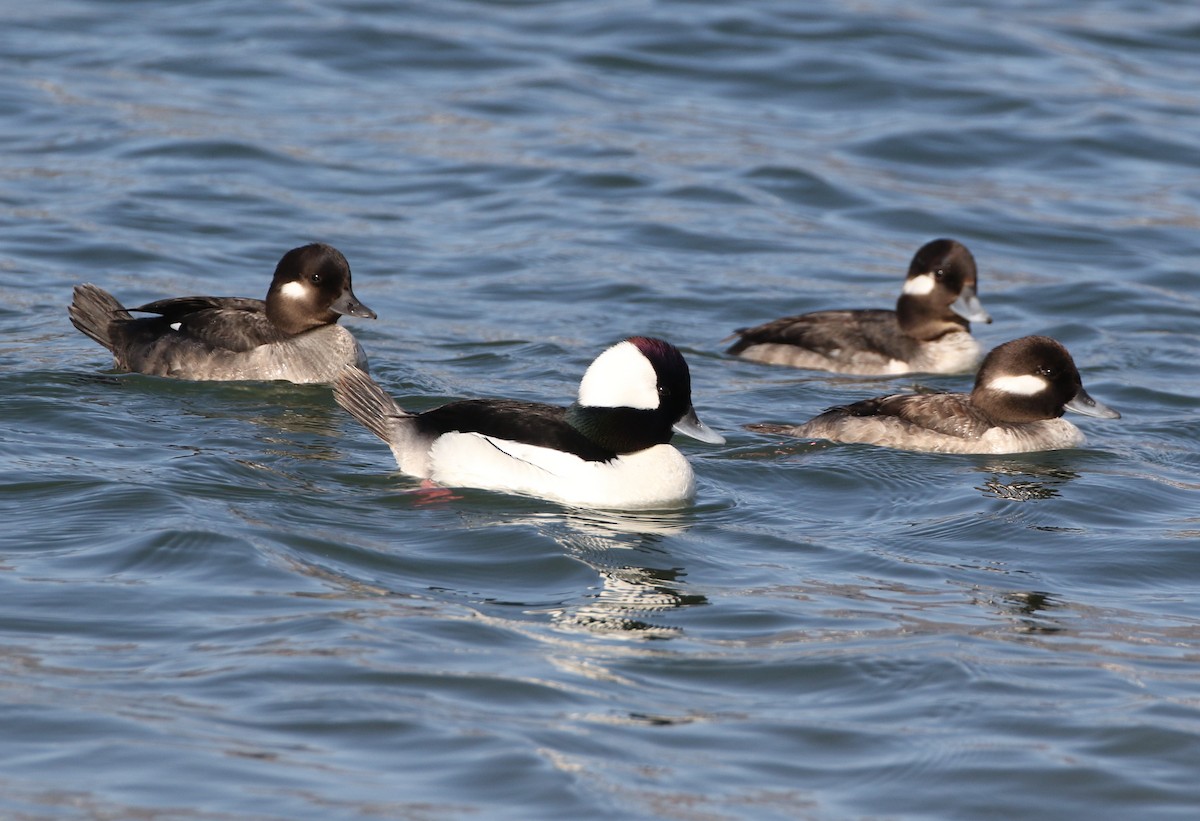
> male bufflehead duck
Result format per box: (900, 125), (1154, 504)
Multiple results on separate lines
(726, 238), (993, 375)
(333, 336), (725, 509)
(69, 243), (377, 384)
(747, 336), (1119, 454)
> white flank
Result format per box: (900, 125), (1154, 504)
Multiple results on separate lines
(429, 434), (694, 509)
(987, 374), (1049, 396)
(902, 273), (936, 296)
(577, 340), (659, 410)
(279, 280), (308, 300)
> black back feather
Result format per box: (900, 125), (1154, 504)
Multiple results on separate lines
(417, 399), (618, 462)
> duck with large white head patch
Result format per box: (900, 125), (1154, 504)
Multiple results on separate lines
(746, 335), (1119, 454)
(726, 238), (992, 376)
(333, 336), (724, 510)
(69, 243), (377, 383)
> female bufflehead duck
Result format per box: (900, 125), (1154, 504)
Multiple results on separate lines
(69, 243), (377, 384)
(333, 337), (725, 509)
(747, 336), (1119, 454)
(726, 238), (992, 375)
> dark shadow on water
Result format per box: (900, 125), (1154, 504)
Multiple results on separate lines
(462, 507), (707, 640)
(971, 458), (1081, 502)
(65, 370), (352, 460)
(991, 589), (1067, 635)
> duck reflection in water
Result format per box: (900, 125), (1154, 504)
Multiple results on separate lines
(462, 507), (707, 639)
(980, 589), (1066, 636)
(974, 460), (1080, 502)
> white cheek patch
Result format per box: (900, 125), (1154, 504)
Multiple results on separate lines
(988, 374), (1049, 396)
(279, 281), (308, 301)
(169, 322), (182, 331)
(577, 340), (659, 410)
(902, 273), (936, 296)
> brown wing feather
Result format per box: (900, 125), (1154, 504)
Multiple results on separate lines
(728, 310), (916, 360)
(839, 393), (991, 438)
(128, 296), (280, 352)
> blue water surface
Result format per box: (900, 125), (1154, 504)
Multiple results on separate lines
(2, 1), (1199, 819)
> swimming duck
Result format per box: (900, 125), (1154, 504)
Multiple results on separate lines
(747, 335), (1119, 454)
(726, 238), (992, 375)
(334, 336), (725, 509)
(69, 243), (376, 384)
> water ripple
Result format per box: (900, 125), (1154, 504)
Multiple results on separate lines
(3, 0), (1200, 818)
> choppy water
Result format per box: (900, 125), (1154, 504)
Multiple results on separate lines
(3, 1), (1200, 818)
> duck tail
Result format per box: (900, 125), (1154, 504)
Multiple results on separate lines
(69, 284), (131, 352)
(744, 422), (801, 436)
(722, 328), (752, 353)
(333, 365), (411, 444)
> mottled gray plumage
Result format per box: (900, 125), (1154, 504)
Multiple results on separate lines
(727, 238), (991, 376)
(748, 336), (1119, 454)
(69, 243), (376, 384)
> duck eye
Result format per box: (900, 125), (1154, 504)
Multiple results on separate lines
(1037, 365), (1053, 377)
(310, 273), (322, 285)
(658, 385), (670, 398)
(933, 269), (945, 281)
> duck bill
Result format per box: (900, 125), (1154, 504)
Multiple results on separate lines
(673, 405), (726, 445)
(950, 286), (992, 324)
(330, 287), (378, 320)
(1065, 386), (1121, 419)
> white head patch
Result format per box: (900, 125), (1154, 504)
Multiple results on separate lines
(987, 374), (1049, 396)
(577, 340), (659, 410)
(280, 280), (308, 301)
(902, 273), (936, 296)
